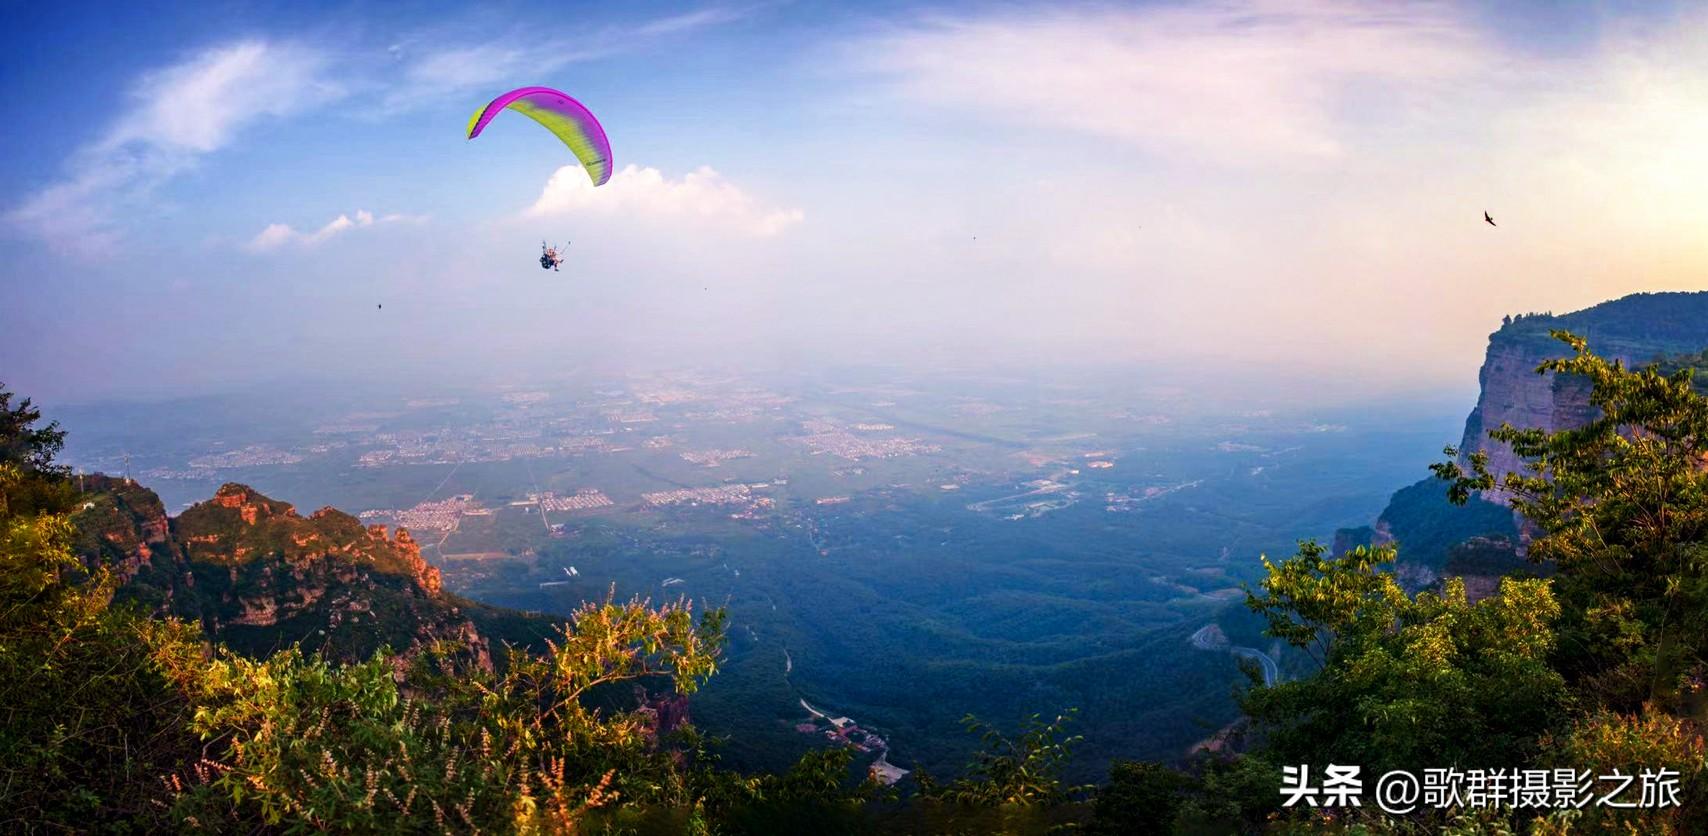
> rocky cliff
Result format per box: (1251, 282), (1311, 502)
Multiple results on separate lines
(74, 478), (553, 667)
(1346, 291), (1708, 572)
(1457, 291), (1708, 498)
(74, 474), (181, 587)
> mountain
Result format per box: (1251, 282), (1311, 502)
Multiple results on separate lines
(1458, 291), (1708, 494)
(73, 477), (554, 665)
(1340, 291), (1708, 575)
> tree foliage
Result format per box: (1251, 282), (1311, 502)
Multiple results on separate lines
(1243, 542), (1566, 775)
(1084, 759), (1193, 835)
(916, 710), (1084, 807)
(175, 593), (724, 831)
(1435, 331), (1708, 717)
(1221, 329), (1708, 832)
(0, 384), (205, 830)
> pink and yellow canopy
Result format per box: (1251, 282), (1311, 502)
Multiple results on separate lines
(467, 86), (612, 187)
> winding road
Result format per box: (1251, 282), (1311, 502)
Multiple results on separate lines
(1190, 624), (1279, 687)
(1229, 645), (1279, 687)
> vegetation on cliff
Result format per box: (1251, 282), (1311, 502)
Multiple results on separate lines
(1493, 291), (1708, 359)
(1224, 332), (1708, 833)
(1345, 291), (1708, 575)
(76, 474), (554, 665)
(1, 390), (205, 827)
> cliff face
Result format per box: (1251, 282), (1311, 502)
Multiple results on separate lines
(1346, 291), (1708, 572)
(174, 483), (443, 594)
(75, 480), (550, 668)
(74, 475), (197, 614)
(74, 475), (178, 581)
(1458, 291), (1708, 499)
(1458, 341), (1591, 494)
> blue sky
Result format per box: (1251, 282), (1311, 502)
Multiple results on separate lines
(5, 1), (1708, 403)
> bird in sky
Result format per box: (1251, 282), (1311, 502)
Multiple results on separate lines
(1484, 211), (1496, 227)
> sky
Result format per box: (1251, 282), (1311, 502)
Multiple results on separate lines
(4, 0), (1708, 405)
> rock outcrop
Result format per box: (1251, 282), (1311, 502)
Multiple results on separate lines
(74, 480), (552, 669)
(1459, 292), (1708, 499)
(1342, 291), (1708, 571)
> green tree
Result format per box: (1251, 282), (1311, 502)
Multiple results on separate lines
(179, 594), (728, 831)
(0, 384), (206, 829)
(917, 711), (1085, 807)
(1242, 541), (1567, 775)
(1418, 331), (1708, 834)
(1537, 705), (1707, 835)
(689, 746), (888, 835)
(903, 711), (1089, 834)
(0, 388), (68, 476)
(1085, 760), (1193, 835)
(1435, 331), (1708, 717)
(1173, 755), (1283, 836)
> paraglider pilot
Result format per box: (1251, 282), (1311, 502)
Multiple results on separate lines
(540, 241), (565, 271)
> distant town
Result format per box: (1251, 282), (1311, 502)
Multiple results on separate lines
(91, 372), (1330, 539)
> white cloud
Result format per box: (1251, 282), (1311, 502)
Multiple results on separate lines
(633, 6), (753, 38)
(245, 209), (423, 252)
(527, 164), (803, 237)
(381, 6), (752, 112)
(7, 9), (756, 256)
(104, 41), (338, 154)
(858, 1), (1495, 165)
(812, 2), (1708, 382)
(380, 42), (610, 113)
(7, 40), (341, 255)
(247, 223), (299, 252)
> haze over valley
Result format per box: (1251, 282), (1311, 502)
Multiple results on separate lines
(53, 363), (1462, 777)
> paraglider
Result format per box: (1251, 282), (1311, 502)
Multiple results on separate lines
(468, 86), (610, 271)
(467, 86), (612, 187)
(540, 241), (568, 271)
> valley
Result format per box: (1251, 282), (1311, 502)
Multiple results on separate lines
(56, 366), (1461, 780)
